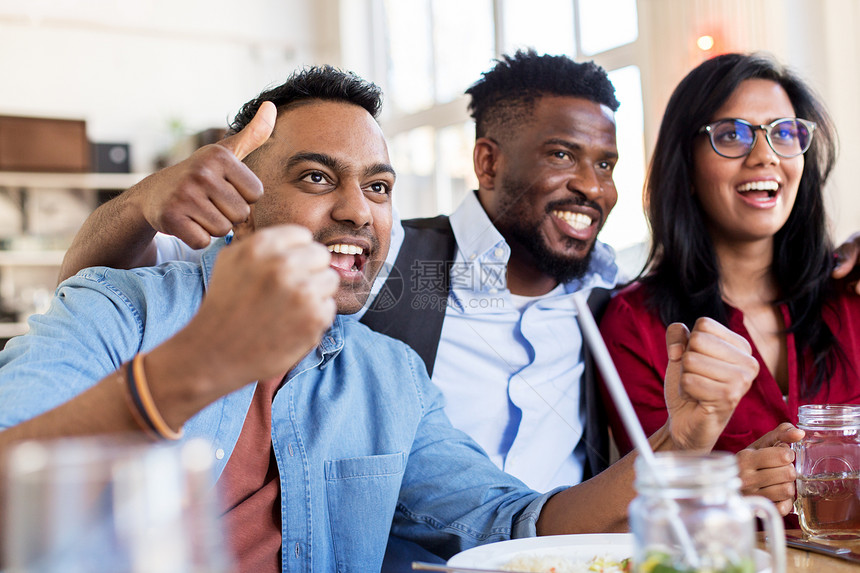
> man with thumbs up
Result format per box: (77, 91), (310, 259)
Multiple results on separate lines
(0, 65), (759, 571)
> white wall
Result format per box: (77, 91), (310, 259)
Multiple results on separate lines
(0, 0), (314, 172)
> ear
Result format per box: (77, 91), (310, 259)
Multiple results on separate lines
(232, 207), (257, 241)
(473, 137), (501, 191)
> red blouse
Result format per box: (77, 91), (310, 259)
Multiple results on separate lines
(599, 282), (860, 456)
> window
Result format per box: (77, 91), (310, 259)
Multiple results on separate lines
(383, 0), (435, 114)
(578, 0), (638, 55)
(368, 0), (646, 268)
(431, 0), (496, 104)
(603, 65), (647, 268)
(502, 0), (574, 56)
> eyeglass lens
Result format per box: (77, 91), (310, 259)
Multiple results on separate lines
(710, 119), (812, 158)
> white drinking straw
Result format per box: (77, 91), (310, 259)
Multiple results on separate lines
(572, 291), (700, 567)
(572, 292), (660, 466)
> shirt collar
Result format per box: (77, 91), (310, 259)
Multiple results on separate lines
(311, 316), (345, 368)
(449, 191), (509, 265)
(200, 236), (228, 292)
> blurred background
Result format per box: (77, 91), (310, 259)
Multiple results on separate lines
(0, 0), (858, 337)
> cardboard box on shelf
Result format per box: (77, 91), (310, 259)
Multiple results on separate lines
(0, 115), (89, 172)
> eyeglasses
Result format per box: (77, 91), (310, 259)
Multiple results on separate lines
(698, 117), (817, 159)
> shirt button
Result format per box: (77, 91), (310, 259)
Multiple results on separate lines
(469, 253), (477, 261)
(494, 247), (504, 259)
(215, 448), (225, 460)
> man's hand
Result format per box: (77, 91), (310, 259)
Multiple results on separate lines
(126, 101), (277, 248)
(663, 317), (759, 452)
(737, 423), (803, 516)
(146, 225), (339, 424)
(833, 232), (860, 294)
(58, 102), (278, 281)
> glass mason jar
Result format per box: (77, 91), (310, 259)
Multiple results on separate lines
(629, 452), (785, 573)
(794, 404), (860, 540)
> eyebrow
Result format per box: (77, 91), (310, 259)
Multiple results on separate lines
(286, 152), (396, 179)
(364, 162), (396, 179)
(287, 152), (344, 172)
(545, 137), (619, 160)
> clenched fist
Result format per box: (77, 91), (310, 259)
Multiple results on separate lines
(146, 225), (339, 423)
(664, 317), (760, 452)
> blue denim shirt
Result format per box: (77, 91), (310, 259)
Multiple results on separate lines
(0, 238), (556, 572)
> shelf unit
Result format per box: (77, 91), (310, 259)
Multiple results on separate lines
(0, 172), (146, 191)
(0, 172), (148, 341)
(0, 251), (67, 338)
(0, 250), (66, 266)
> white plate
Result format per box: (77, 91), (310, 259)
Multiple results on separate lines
(448, 533), (633, 569)
(448, 533), (772, 572)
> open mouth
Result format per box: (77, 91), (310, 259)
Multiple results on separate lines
(327, 243), (368, 273)
(552, 209), (594, 231)
(736, 180), (779, 201)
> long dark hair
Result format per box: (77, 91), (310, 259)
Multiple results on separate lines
(641, 52), (840, 396)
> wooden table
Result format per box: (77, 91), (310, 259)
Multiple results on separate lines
(759, 530), (860, 572)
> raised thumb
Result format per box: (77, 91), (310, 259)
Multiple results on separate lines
(220, 101), (277, 160)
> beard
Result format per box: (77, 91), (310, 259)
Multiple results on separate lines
(493, 178), (600, 284)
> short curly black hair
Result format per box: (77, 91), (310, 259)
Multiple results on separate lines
(465, 49), (619, 139)
(227, 65), (383, 136)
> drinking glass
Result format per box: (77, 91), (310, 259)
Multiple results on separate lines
(629, 452), (785, 573)
(794, 404), (860, 540)
(2, 436), (232, 572)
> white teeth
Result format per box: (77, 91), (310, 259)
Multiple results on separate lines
(327, 244), (364, 255)
(552, 210), (593, 231)
(737, 180), (779, 192)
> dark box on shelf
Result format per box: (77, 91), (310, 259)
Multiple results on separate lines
(0, 115), (89, 172)
(90, 142), (131, 173)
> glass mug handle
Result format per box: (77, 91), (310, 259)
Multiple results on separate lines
(745, 495), (786, 573)
(788, 443), (800, 516)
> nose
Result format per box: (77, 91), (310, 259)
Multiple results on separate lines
(569, 163), (602, 200)
(746, 130), (779, 166)
(332, 182), (373, 227)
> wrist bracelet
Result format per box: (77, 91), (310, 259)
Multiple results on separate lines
(119, 366), (158, 439)
(127, 353), (183, 440)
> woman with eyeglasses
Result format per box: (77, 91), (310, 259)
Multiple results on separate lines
(599, 52), (860, 517)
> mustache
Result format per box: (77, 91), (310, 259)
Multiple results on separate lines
(545, 197), (604, 224)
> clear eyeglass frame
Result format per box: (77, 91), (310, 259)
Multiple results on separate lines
(698, 117), (817, 159)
